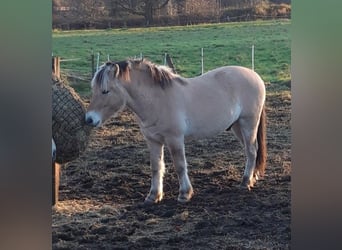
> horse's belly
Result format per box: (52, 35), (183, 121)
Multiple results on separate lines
(184, 114), (234, 140)
(185, 128), (225, 141)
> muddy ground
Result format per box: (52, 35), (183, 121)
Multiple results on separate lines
(52, 83), (291, 249)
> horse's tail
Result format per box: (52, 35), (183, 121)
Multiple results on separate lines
(255, 105), (267, 176)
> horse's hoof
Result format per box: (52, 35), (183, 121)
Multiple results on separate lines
(144, 192), (163, 205)
(240, 182), (251, 191)
(143, 198), (156, 206)
(241, 176), (255, 191)
(177, 196), (190, 203)
(177, 190), (194, 203)
(241, 176), (249, 186)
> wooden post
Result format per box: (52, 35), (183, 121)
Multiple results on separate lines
(165, 53), (177, 74)
(52, 162), (60, 205)
(52, 56), (61, 80)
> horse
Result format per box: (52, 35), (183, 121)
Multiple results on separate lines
(85, 59), (267, 204)
(52, 138), (56, 162)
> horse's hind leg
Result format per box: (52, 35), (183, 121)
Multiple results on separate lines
(234, 119), (259, 190)
(231, 122), (244, 146)
(145, 139), (165, 204)
(166, 137), (193, 203)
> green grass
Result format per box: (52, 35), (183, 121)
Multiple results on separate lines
(53, 20), (290, 94)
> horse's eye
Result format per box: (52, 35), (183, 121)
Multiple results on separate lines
(102, 90), (109, 94)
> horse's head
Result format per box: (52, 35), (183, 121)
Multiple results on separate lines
(85, 61), (130, 127)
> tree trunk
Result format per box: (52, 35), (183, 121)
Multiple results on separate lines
(144, 1), (154, 26)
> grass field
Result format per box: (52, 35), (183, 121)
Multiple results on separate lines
(52, 20), (290, 94)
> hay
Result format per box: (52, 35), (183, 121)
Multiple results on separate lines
(52, 78), (92, 164)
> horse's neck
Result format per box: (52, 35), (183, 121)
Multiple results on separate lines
(122, 76), (161, 127)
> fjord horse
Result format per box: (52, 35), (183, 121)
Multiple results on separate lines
(86, 59), (266, 204)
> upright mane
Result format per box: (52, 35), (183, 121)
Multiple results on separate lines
(92, 58), (186, 90)
(133, 59), (178, 88)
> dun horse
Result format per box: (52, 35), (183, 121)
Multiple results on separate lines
(86, 59), (266, 204)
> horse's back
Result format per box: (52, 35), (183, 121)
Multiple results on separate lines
(189, 66), (265, 106)
(202, 66), (264, 90)
(180, 66), (265, 139)
(204, 66), (265, 109)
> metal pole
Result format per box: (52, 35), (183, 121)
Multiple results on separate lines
(91, 53), (95, 77)
(201, 48), (204, 75)
(252, 45), (254, 71)
(96, 52), (100, 71)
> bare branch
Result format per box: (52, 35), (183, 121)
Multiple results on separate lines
(115, 0), (144, 16)
(153, 0), (170, 11)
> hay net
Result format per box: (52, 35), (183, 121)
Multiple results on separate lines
(52, 76), (91, 163)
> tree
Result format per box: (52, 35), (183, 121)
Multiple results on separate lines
(69, 0), (108, 28)
(113, 0), (170, 25)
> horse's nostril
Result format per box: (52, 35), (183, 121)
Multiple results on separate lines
(86, 117), (93, 125)
(52, 150), (56, 161)
(85, 112), (101, 127)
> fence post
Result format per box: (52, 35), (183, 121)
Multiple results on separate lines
(52, 56), (61, 80)
(91, 52), (95, 77)
(96, 52), (100, 71)
(252, 45), (255, 71)
(52, 162), (60, 205)
(165, 53), (177, 74)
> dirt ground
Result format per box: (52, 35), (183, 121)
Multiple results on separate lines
(52, 82), (291, 249)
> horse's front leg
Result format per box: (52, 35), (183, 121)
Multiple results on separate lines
(166, 137), (193, 203)
(145, 139), (165, 204)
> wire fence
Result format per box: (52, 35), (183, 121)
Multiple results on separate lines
(54, 43), (260, 83)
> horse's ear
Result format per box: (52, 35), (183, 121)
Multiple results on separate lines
(127, 60), (132, 69)
(115, 60), (131, 82)
(114, 64), (120, 78)
(123, 61), (131, 82)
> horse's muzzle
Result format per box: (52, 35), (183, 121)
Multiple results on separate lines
(85, 111), (101, 127)
(52, 138), (56, 161)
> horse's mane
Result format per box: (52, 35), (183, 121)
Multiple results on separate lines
(135, 59), (177, 88)
(92, 58), (186, 90)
